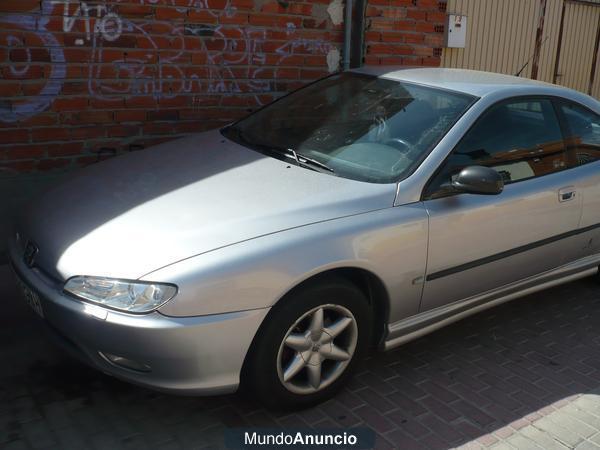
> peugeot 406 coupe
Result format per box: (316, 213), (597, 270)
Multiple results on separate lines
(9, 68), (600, 408)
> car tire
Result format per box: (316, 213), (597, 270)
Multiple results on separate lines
(242, 277), (372, 410)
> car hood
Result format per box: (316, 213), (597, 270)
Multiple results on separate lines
(18, 130), (396, 280)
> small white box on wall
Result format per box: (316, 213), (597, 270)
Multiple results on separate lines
(445, 14), (467, 48)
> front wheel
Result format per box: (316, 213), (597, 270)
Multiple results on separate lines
(243, 279), (372, 409)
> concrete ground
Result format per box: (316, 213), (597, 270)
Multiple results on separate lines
(2, 263), (600, 449)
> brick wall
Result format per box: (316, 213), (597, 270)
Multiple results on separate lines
(365, 0), (446, 66)
(0, 0), (446, 174)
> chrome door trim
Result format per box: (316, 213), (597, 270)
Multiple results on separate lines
(426, 222), (600, 281)
(383, 252), (600, 351)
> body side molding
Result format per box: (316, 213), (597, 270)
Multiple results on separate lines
(384, 252), (600, 351)
(427, 223), (600, 281)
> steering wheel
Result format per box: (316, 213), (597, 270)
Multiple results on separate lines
(384, 138), (412, 152)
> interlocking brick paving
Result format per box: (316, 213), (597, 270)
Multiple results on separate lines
(1, 264), (600, 449)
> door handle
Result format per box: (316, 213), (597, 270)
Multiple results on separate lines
(558, 186), (576, 202)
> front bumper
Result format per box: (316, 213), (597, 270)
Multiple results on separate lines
(8, 239), (269, 395)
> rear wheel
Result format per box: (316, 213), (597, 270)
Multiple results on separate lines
(243, 278), (372, 409)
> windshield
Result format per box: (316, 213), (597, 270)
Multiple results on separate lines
(222, 72), (476, 183)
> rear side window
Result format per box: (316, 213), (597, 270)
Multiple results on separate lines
(426, 98), (566, 196)
(559, 102), (600, 167)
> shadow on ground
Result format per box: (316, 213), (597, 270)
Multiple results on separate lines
(1, 264), (599, 449)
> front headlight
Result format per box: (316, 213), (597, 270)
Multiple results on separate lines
(64, 276), (177, 313)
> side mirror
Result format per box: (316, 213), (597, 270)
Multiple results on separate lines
(451, 165), (504, 195)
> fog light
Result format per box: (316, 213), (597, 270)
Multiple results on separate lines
(101, 352), (151, 372)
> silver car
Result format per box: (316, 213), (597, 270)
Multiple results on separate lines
(9, 68), (600, 408)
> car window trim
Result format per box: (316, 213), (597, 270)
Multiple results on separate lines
(421, 94), (573, 201)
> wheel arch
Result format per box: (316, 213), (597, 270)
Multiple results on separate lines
(240, 266), (391, 389)
(303, 268), (391, 349)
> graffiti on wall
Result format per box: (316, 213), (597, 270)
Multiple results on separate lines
(53, 0), (123, 43)
(0, 0), (341, 123)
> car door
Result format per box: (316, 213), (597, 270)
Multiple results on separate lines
(419, 97), (583, 312)
(556, 100), (600, 258)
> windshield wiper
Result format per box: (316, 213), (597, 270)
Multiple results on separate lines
(223, 127), (335, 174)
(284, 149), (335, 174)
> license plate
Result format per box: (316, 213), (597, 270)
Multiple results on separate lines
(15, 276), (44, 318)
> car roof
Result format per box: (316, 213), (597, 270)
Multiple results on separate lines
(352, 66), (572, 98)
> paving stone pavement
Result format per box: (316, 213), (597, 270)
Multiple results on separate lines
(2, 263), (600, 450)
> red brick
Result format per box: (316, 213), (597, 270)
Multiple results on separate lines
(52, 98), (88, 112)
(249, 14), (302, 27)
(416, 22), (436, 32)
(365, 31), (382, 42)
(369, 43), (413, 55)
(364, 55), (381, 65)
(407, 10), (427, 20)
(60, 82), (88, 95)
(379, 32), (406, 42)
(62, 48), (91, 63)
(380, 56), (406, 65)
(1, 65), (44, 79)
(366, 6), (383, 17)
(1, 0), (40, 12)
(19, 114), (57, 127)
(290, 4), (313, 15)
(305, 55), (327, 66)
(0, 129), (29, 144)
(275, 68), (300, 79)
(76, 111), (115, 124)
(414, 46), (434, 56)
(220, 12), (249, 25)
(422, 56), (441, 66)
(47, 142), (85, 157)
(117, 4), (153, 16)
(0, 82), (21, 96)
(90, 98), (125, 109)
(9, 48), (51, 62)
(188, 9), (219, 22)
(404, 33), (426, 44)
(107, 125), (140, 138)
(21, 82), (51, 96)
(4, 145), (44, 160)
(231, 0), (253, 9)
(31, 127), (69, 142)
(428, 11), (447, 23)
(125, 97), (158, 108)
(260, 2), (285, 13)
(69, 127), (106, 139)
(155, 7), (187, 20)
(115, 111), (146, 122)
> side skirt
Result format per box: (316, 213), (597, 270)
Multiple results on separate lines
(383, 253), (600, 351)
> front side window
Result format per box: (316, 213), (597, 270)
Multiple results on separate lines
(223, 73), (475, 183)
(426, 98), (566, 196)
(559, 102), (600, 167)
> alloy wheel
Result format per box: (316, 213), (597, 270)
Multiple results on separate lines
(276, 304), (358, 395)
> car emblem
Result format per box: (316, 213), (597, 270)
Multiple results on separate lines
(23, 241), (39, 268)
